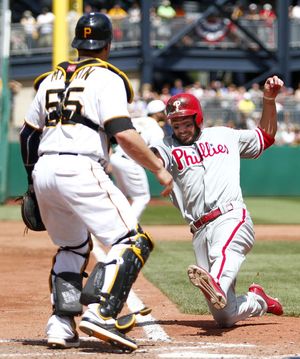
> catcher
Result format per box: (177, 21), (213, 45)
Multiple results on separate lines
(19, 12), (172, 351)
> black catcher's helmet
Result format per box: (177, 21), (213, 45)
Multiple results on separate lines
(71, 12), (112, 51)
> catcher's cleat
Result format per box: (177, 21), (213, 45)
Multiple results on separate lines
(47, 332), (80, 349)
(249, 283), (283, 316)
(187, 264), (227, 310)
(79, 317), (137, 351)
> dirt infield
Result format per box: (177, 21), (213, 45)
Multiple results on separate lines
(1, 221), (300, 358)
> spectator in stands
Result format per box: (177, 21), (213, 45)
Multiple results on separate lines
(238, 92), (255, 114)
(259, 3), (276, 21)
(160, 84), (172, 104)
(157, 0), (176, 20)
(174, 4), (185, 17)
(9, 80), (22, 125)
(127, 1), (141, 41)
(187, 81), (204, 100)
(108, 3), (128, 41)
(170, 78), (184, 96)
(20, 10), (38, 50)
(245, 3), (260, 20)
(128, 95), (147, 118)
(294, 82), (300, 101)
(293, 125), (300, 145)
(290, 3), (300, 19)
(237, 92), (256, 129)
(108, 3), (128, 20)
(141, 83), (156, 102)
(36, 7), (55, 47)
(84, 3), (93, 14)
(276, 119), (296, 145)
(225, 83), (240, 102)
(128, 1), (141, 23)
(248, 82), (263, 106)
(155, 0), (176, 42)
(231, 4), (244, 20)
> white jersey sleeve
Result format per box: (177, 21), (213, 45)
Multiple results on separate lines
(236, 128), (265, 158)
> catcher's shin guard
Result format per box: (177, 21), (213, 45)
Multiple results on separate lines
(50, 236), (93, 316)
(81, 226), (153, 319)
(52, 272), (83, 316)
(80, 262), (105, 305)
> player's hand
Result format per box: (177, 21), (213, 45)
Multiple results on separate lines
(154, 167), (173, 197)
(263, 75), (284, 100)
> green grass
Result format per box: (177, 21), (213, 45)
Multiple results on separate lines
(142, 240), (300, 317)
(2, 197), (300, 316)
(244, 197), (300, 224)
(140, 202), (185, 225)
(0, 203), (22, 220)
(2, 196), (300, 224)
(140, 197), (300, 225)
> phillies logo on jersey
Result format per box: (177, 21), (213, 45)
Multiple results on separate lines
(172, 142), (229, 170)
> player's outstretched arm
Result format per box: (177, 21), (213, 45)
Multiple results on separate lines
(115, 129), (173, 196)
(259, 75), (284, 138)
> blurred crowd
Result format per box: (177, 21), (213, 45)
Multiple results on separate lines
(11, 1), (292, 50)
(9, 1), (300, 146)
(127, 78), (300, 147)
(12, 1), (300, 53)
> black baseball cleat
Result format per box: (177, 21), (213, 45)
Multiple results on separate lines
(79, 317), (137, 351)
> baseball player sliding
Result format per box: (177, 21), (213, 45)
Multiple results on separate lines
(152, 76), (284, 327)
(19, 12), (172, 351)
(110, 100), (166, 220)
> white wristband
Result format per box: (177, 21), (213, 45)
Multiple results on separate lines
(263, 96), (275, 101)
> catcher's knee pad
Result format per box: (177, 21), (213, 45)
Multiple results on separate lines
(81, 226), (153, 319)
(50, 236), (93, 316)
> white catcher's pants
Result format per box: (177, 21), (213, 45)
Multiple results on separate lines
(33, 154), (138, 248)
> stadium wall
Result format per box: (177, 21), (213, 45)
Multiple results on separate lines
(4, 142), (300, 202)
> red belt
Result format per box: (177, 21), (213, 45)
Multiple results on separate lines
(193, 208), (222, 230)
(191, 203), (236, 233)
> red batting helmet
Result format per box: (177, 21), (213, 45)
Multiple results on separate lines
(166, 93), (203, 128)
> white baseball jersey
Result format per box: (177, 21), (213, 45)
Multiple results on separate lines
(25, 62), (131, 163)
(25, 59), (138, 249)
(152, 126), (265, 224)
(110, 116), (164, 219)
(113, 116), (165, 159)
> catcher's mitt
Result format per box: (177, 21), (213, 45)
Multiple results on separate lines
(21, 188), (46, 231)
